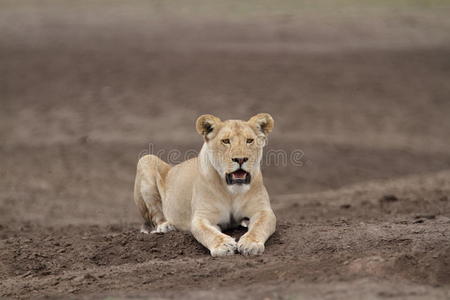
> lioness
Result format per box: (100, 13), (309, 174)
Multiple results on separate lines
(133, 113), (276, 256)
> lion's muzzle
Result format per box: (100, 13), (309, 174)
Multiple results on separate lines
(226, 169), (251, 185)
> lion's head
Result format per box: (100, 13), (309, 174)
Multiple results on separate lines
(196, 113), (274, 190)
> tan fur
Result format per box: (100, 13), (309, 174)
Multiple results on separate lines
(133, 113), (276, 256)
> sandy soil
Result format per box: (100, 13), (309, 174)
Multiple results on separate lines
(1, 1), (450, 299)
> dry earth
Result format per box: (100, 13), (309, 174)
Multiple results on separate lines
(1, 1), (450, 299)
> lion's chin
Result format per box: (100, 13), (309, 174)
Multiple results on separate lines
(225, 169), (251, 185)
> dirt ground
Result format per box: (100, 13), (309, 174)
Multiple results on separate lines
(1, 1), (450, 299)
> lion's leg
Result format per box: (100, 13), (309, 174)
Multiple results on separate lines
(134, 155), (175, 234)
(237, 210), (276, 256)
(191, 216), (237, 257)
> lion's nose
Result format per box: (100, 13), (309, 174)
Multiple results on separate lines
(232, 157), (248, 165)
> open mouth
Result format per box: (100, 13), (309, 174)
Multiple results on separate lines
(225, 169), (251, 185)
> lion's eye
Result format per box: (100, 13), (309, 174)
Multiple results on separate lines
(246, 138), (254, 144)
(221, 139), (230, 144)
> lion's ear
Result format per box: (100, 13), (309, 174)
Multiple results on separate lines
(195, 114), (222, 140)
(248, 113), (274, 136)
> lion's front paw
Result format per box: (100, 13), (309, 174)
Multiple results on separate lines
(237, 236), (265, 256)
(210, 236), (237, 257)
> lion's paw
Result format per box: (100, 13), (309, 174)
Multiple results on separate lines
(151, 222), (176, 234)
(210, 237), (237, 257)
(237, 236), (265, 256)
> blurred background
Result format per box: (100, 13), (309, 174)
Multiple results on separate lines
(1, 0), (450, 224)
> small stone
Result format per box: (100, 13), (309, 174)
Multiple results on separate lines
(380, 194), (398, 203)
(414, 214), (435, 220)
